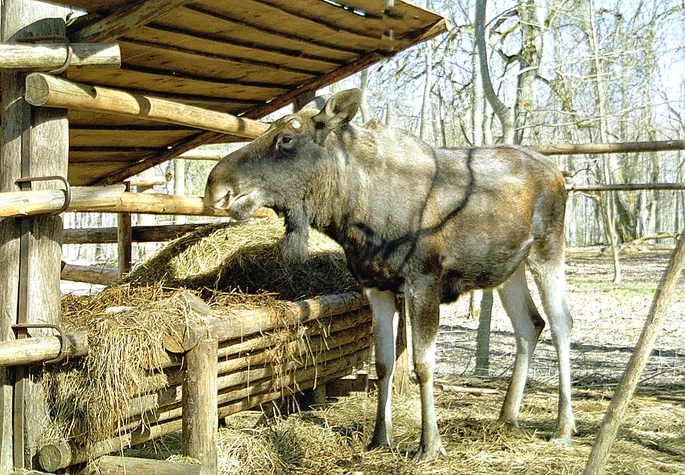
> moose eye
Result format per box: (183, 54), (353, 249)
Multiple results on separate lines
(277, 134), (295, 150)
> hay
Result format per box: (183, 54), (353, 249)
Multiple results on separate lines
(124, 217), (358, 300)
(43, 218), (359, 458)
(122, 383), (685, 474)
(45, 289), (208, 448)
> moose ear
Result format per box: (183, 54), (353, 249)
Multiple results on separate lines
(313, 88), (362, 131)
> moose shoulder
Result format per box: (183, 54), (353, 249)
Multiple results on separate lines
(204, 89), (575, 461)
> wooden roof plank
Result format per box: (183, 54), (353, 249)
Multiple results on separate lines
(131, 23), (343, 72)
(118, 37), (319, 78)
(71, 68), (292, 101)
(69, 0), (194, 42)
(70, 126), (197, 148)
(186, 3), (369, 56)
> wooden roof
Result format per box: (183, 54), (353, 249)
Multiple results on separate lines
(54, 0), (447, 186)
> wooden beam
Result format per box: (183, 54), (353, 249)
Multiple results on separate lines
(69, 0), (194, 43)
(0, 185), (275, 218)
(64, 223), (215, 244)
(0, 43), (120, 71)
(567, 183), (685, 192)
(81, 456), (202, 475)
(533, 139), (685, 155)
(24, 73), (271, 139)
(117, 183), (133, 278)
(61, 263), (118, 286)
(0, 332), (88, 366)
(584, 229), (685, 474)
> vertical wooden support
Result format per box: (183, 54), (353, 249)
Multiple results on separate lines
(182, 338), (218, 475)
(584, 229), (685, 474)
(0, 2), (68, 471)
(475, 289), (494, 376)
(117, 182), (132, 277)
(393, 297), (410, 396)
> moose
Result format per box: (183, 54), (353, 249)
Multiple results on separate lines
(204, 89), (574, 461)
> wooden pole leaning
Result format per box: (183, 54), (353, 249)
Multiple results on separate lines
(584, 229), (685, 474)
(24, 73), (270, 139)
(117, 183), (133, 277)
(0, 43), (120, 71)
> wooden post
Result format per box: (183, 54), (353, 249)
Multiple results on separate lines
(182, 338), (218, 474)
(475, 289), (494, 377)
(1, 2), (68, 471)
(584, 229), (685, 474)
(393, 297), (411, 396)
(117, 182), (132, 278)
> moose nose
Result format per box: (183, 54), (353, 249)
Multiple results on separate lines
(203, 182), (232, 210)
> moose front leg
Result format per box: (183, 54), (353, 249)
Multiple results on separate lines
(365, 288), (399, 449)
(405, 279), (446, 462)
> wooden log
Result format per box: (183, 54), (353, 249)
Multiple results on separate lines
(38, 418), (183, 472)
(0, 185), (275, 218)
(163, 292), (367, 353)
(69, 0), (194, 43)
(0, 43), (120, 71)
(25, 73), (270, 138)
(64, 223), (218, 244)
(182, 339), (217, 475)
(178, 150), (226, 161)
(125, 177), (166, 187)
(2, 2), (70, 470)
(533, 139), (685, 156)
(567, 183), (685, 192)
(81, 455), (202, 475)
(125, 334), (371, 426)
(131, 347), (370, 430)
(61, 263), (117, 285)
(0, 332), (88, 366)
(584, 229), (685, 474)
(218, 308), (372, 359)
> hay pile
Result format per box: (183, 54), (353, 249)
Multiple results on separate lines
(43, 218), (359, 457)
(124, 217), (357, 300)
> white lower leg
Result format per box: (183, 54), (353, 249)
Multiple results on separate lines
(365, 288), (399, 447)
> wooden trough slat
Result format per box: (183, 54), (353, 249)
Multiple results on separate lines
(0, 332), (88, 366)
(0, 43), (120, 71)
(163, 291), (368, 353)
(125, 320), (372, 422)
(24, 73), (270, 138)
(64, 223), (215, 244)
(80, 455), (202, 475)
(0, 184), (274, 218)
(61, 263), (118, 285)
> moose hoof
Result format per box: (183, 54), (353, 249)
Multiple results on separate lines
(367, 435), (395, 452)
(412, 440), (447, 463)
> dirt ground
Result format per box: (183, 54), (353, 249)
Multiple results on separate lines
(127, 247), (685, 474)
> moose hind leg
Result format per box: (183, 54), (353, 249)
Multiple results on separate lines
(365, 288), (399, 449)
(497, 264), (545, 428)
(405, 279), (446, 462)
(528, 245), (575, 444)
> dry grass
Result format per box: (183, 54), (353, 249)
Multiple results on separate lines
(127, 381), (685, 474)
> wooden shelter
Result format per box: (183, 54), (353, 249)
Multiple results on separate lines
(0, 1), (446, 473)
(23, 0), (446, 186)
